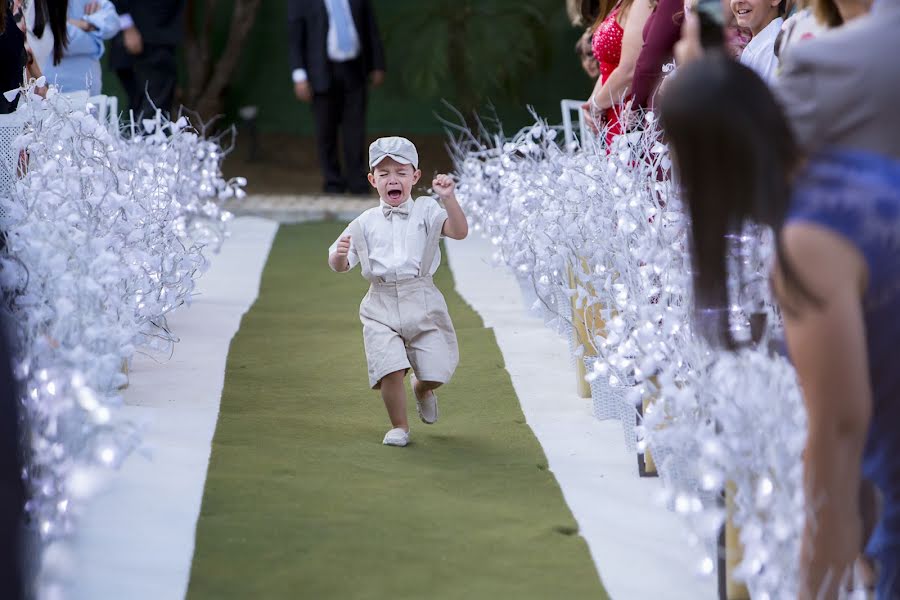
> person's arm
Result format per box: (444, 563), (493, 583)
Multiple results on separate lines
(776, 223), (871, 599)
(109, 0), (141, 54)
(585, 0), (653, 114)
(361, 0), (386, 80)
(631, 0), (683, 108)
(288, 0), (311, 101)
(329, 236), (353, 272)
(433, 175), (468, 240)
(773, 51), (820, 153)
(328, 225), (358, 272)
(63, 20), (104, 59)
(82, 0), (122, 41)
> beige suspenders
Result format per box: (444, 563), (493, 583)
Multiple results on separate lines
(349, 219), (374, 281)
(350, 200), (447, 281)
(418, 211), (447, 278)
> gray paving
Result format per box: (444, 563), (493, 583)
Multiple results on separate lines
(225, 194), (375, 223)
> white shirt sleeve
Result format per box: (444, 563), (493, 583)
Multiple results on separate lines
(292, 69), (308, 83)
(419, 197), (449, 237)
(328, 224), (359, 270)
(83, 0), (122, 41)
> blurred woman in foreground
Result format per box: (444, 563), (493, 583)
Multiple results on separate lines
(661, 1), (900, 591)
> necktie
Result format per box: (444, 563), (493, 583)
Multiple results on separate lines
(383, 203), (411, 220)
(327, 0), (355, 56)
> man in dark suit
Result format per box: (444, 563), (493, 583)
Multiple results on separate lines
(0, 318), (24, 600)
(288, 0), (386, 195)
(108, 0), (185, 122)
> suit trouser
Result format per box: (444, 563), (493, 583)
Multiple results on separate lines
(0, 321), (23, 600)
(117, 44), (178, 122)
(312, 60), (368, 194)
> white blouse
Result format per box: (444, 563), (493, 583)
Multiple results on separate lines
(740, 17), (784, 84)
(24, 0), (55, 71)
(329, 197), (448, 282)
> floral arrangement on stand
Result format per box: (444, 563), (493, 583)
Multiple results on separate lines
(0, 83), (244, 591)
(447, 111), (809, 598)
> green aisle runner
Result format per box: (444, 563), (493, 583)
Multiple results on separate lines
(187, 222), (608, 599)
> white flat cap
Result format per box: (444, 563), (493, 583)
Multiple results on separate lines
(369, 136), (419, 169)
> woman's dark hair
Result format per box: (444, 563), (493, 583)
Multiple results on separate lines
(581, 0), (601, 22)
(30, 0), (69, 66)
(812, 0), (843, 27)
(591, 0), (636, 30)
(659, 52), (815, 346)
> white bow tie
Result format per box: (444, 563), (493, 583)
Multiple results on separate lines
(382, 202), (411, 220)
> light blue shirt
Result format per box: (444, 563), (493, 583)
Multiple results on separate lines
(325, 0), (360, 61)
(43, 0), (120, 96)
(292, 0), (361, 83)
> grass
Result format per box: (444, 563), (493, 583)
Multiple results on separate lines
(186, 222), (608, 599)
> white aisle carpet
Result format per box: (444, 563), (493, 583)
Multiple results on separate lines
(60, 217), (279, 600)
(445, 235), (715, 600)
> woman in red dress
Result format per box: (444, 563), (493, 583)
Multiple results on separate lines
(583, 0), (653, 147)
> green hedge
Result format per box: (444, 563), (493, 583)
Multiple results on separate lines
(101, 0), (591, 135)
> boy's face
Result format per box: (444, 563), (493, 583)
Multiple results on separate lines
(731, 0), (780, 33)
(368, 157), (421, 206)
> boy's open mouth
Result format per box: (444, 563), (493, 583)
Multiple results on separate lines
(387, 189), (403, 201)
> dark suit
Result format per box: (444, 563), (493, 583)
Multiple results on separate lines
(288, 0), (386, 194)
(0, 8), (26, 114)
(0, 317), (24, 600)
(109, 0), (185, 121)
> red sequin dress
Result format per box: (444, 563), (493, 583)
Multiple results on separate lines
(591, 8), (626, 146)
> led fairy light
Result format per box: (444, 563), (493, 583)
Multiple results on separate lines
(0, 82), (244, 589)
(450, 112), (807, 598)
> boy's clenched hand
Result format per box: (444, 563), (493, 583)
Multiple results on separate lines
(432, 174), (456, 200)
(329, 235), (352, 272)
(335, 235), (352, 258)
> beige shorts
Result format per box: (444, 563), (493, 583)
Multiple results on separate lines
(359, 276), (459, 389)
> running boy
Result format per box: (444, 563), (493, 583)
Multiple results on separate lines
(328, 137), (469, 447)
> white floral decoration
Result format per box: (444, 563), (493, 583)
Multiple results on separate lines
(0, 84), (244, 589)
(448, 112), (810, 598)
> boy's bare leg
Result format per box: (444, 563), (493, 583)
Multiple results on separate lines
(380, 370), (409, 431)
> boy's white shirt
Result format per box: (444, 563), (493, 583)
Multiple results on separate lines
(329, 196), (448, 282)
(740, 17), (784, 84)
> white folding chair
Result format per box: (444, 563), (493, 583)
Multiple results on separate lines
(0, 110), (28, 222)
(61, 90), (90, 111)
(560, 99), (590, 152)
(105, 94), (119, 134)
(87, 94), (108, 122)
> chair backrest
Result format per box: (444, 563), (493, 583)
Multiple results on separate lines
(560, 99), (589, 152)
(105, 95), (119, 135)
(88, 94), (108, 123)
(87, 94), (121, 136)
(0, 110), (29, 222)
(61, 90), (90, 111)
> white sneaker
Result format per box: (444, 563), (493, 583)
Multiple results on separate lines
(382, 428), (409, 447)
(411, 374), (439, 425)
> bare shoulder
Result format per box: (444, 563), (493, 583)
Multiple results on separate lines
(774, 222), (868, 309)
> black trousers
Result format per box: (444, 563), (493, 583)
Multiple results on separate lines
(311, 61), (368, 194)
(115, 44), (178, 123)
(0, 319), (23, 600)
